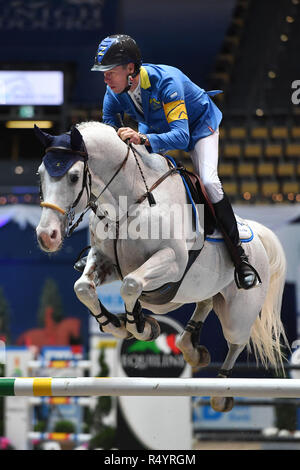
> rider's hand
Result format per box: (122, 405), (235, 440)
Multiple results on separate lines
(117, 127), (141, 145)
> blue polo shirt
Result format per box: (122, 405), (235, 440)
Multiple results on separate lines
(102, 63), (222, 153)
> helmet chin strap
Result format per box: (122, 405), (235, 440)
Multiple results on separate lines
(122, 68), (139, 93)
(121, 74), (134, 93)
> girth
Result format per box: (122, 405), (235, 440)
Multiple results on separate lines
(139, 247), (201, 305)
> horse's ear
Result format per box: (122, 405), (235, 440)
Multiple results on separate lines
(34, 124), (53, 148)
(70, 126), (83, 151)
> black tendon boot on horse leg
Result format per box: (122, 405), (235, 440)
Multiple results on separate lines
(213, 193), (261, 290)
(73, 246), (90, 272)
(126, 299), (161, 342)
(74, 256), (87, 272)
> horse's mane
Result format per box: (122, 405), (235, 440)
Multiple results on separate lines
(76, 120), (112, 133)
(76, 120), (169, 173)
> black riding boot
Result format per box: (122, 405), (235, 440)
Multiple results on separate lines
(213, 194), (261, 290)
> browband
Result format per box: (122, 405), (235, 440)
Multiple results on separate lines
(45, 146), (88, 160)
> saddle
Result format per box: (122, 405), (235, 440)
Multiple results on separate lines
(176, 164), (217, 237)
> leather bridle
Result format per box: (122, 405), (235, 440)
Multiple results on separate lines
(39, 137), (181, 282)
(39, 139), (178, 245)
(39, 142), (132, 237)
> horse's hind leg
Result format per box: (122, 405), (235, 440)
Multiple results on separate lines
(176, 299), (212, 369)
(210, 289), (261, 412)
(74, 247), (130, 339)
(210, 342), (246, 412)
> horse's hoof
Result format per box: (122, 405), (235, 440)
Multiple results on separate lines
(144, 316), (161, 342)
(188, 346), (211, 372)
(210, 396), (235, 413)
(196, 345), (211, 368)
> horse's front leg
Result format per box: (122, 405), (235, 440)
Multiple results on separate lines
(120, 246), (183, 341)
(74, 247), (130, 339)
(176, 299), (212, 369)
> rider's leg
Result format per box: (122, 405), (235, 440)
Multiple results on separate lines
(190, 129), (260, 290)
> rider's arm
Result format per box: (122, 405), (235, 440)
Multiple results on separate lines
(146, 78), (190, 153)
(102, 89), (124, 128)
(138, 121), (151, 135)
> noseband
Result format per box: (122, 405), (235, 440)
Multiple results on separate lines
(40, 201), (66, 215)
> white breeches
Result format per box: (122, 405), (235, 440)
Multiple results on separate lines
(190, 128), (224, 203)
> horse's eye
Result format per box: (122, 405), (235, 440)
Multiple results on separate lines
(70, 174), (79, 184)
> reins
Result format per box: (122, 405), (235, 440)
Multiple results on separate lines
(66, 144), (131, 237)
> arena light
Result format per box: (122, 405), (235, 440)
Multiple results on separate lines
(14, 165), (24, 175)
(255, 108), (264, 116)
(280, 34), (288, 42)
(5, 120), (53, 129)
(286, 16), (294, 23)
(243, 192), (251, 201)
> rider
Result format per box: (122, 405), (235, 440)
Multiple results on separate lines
(91, 34), (259, 290)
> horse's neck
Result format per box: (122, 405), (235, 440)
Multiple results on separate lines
(88, 136), (168, 207)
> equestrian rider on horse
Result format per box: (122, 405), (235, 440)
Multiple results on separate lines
(90, 34), (259, 290)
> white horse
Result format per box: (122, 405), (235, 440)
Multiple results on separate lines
(35, 121), (288, 412)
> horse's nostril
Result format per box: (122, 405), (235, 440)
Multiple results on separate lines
(39, 231), (50, 245)
(37, 228), (61, 252)
(38, 235), (47, 250)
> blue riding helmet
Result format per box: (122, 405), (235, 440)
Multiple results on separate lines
(91, 34), (142, 73)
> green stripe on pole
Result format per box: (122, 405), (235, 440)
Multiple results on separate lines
(0, 378), (15, 396)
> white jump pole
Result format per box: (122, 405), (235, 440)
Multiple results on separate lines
(2, 377), (300, 398)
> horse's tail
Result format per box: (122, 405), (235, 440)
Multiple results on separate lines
(247, 221), (289, 374)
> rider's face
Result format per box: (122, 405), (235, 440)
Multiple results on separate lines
(103, 63), (134, 94)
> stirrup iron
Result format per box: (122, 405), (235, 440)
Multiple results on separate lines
(234, 259), (261, 290)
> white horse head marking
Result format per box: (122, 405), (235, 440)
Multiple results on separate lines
(36, 159), (86, 252)
(35, 124), (90, 252)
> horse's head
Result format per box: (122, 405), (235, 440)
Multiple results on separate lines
(35, 125), (90, 252)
